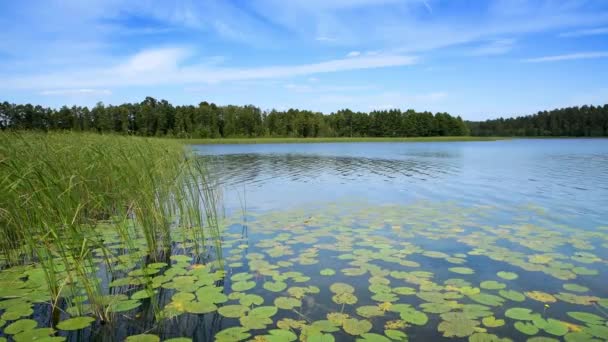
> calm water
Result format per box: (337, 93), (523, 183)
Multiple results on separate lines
(195, 139), (608, 227)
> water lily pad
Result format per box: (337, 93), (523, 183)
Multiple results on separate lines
(249, 306), (278, 318)
(307, 333), (335, 342)
(525, 291), (557, 303)
(330, 283), (355, 294)
(356, 305), (384, 318)
(4, 319), (37, 335)
(184, 301), (217, 314)
(56, 317), (95, 331)
(217, 305), (248, 318)
(542, 319), (569, 336)
(232, 280), (256, 292)
(332, 292), (358, 305)
(320, 269), (336, 276)
(480, 281), (506, 290)
(449, 267), (475, 275)
(468, 293), (505, 306)
(496, 272), (518, 280)
(274, 297), (301, 310)
(505, 308), (535, 321)
(231, 272), (253, 282)
(239, 294), (264, 306)
(562, 284), (589, 293)
(215, 327), (251, 342)
(356, 333), (391, 342)
(384, 329), (407, 341)
(125, 334), (160, 342)
(343, 318), (372, 336)
(438, 312), (479, 337)
(263, 281), (287, 292)
(482, 316), (505, 328)
(108, 299), (141, 312)
(498, 290), (525, 302)
(567, 312), (605, 325)
(514, 322), (539, 335)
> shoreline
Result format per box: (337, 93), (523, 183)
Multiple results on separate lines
(181, 136), (509, 145)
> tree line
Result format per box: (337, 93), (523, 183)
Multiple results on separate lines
(0, 97), (469, 138)
(467, 104), (608, 137)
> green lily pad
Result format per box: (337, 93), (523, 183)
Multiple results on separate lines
(332, 292), (358, 305)
(438, 312), (479, 337)
(4, 319), (37, 335)
(307, 333), (336, 342)
(542, 319), (569, 336)
(215, 327), (251, 342)
(108, 299), (141, 312)
(468, 293), (505, 306)
(12, 328), (57, 341)
(567, 311), (605, 325)
(274, 297), (301, 310)
(320, 269), (336, 276)
(217, 305), (248, 318)
(343, 318), (372, 336)
(384, 329), (407, 341)
(56, 316), (96, 331)
(449, 267), (475, 275)
(239, 294), (264, 306)
(356, 305), (385, 318)
(330, 283), (355, 294)
(232, 280), (256, 292)
(505, 308), (535, 321)
(265, 329), (298, 342)
(125, 334), (160, 342)
(356, 333), (391, 342)
(496, 272), (518, 280)
(184, 301), (217, 314)
(563, 284), (589, 293)
(514, 322), (539, 335)
(249, 306), (278, 318)
(230, 272), (253, 282)
(263, 281), (287, 292)
(498, 290), (525, 302)
(482, 316), (505, 328)
(480, 281), (506, 290)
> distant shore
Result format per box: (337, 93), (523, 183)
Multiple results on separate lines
(181, 136), (509, 144)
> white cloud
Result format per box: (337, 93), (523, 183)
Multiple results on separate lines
(523, 51), (608, 62)
(346, 51), (361, 57)
(470, 38), (515, 56)
(40, 89), (112, 96)
(3, 48), (418, 89)
(559, 27), (608, 37)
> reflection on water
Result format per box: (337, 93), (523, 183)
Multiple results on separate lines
(195, 139), (608, 228)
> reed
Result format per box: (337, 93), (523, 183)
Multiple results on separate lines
(0, 131), (223, 322)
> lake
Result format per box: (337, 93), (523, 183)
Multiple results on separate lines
(2, 139), (607, 342)
(190, 139), (608, 341)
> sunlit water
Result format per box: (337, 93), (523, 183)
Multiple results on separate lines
(195, 139), (608, 227)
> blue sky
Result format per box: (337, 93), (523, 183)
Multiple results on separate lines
(1, 0), (608, 120)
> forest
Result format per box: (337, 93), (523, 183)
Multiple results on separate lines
(0, 97), (468, 138)
(1, 97), (607, 138)
(469, 104), (608, 137)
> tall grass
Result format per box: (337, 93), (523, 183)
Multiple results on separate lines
(0, 132), (222, 322)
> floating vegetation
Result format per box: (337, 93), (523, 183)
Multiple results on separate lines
(1, 186), (607, 340)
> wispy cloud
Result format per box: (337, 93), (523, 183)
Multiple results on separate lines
(523, 51), (608, 62)
(559, 27), (608, 37)
(3, 48), (418, 89)
(469, 38), (515, 56)
(40, 89), (112, 96)
(346, 51), (361, 57)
